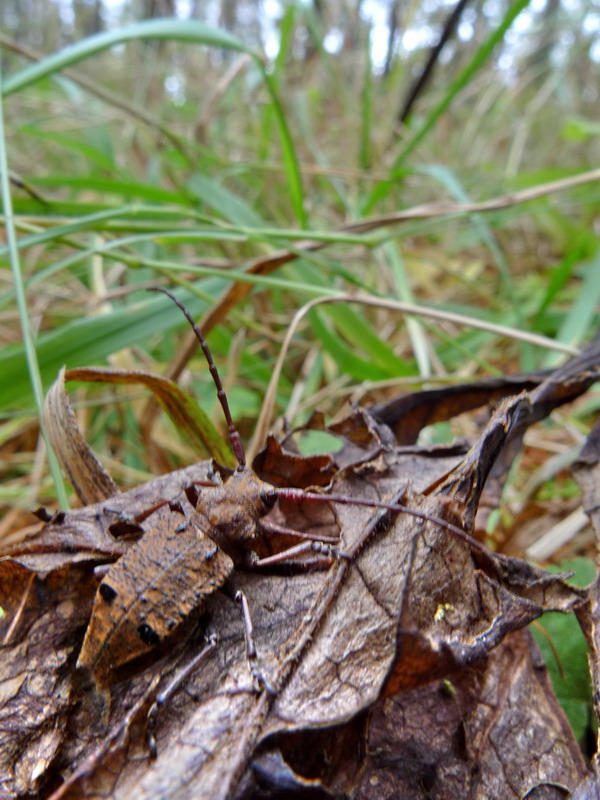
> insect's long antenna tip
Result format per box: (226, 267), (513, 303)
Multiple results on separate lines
(147, 286), (246, 469)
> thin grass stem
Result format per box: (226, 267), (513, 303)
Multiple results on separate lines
(0, 64), (69, 508)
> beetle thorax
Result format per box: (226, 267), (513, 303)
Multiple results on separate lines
(192, 469), (274, 565)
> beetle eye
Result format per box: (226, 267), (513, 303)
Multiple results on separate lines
(260, 489), (277, 509)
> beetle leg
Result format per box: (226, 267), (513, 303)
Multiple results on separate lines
(146, 636), (217, 759)
(103, 499), (174, 526)
(252, 540), (350, 569)
(103, 498), (187, 538)
(235, 591), (276, 696)
(258, 517), (339, 544)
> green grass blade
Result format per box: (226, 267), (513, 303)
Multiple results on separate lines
(0, 207), (141, 258)
(19, 125), (125, 174)
(2, 19), (258, 97)
(186, 174), (265, 226)
(0, 65), (69, 507)
(261, 69), (306, 228)
(321, 302), (411, 375)
(0, 290), (213, 413)
(383, 242), (431, 376)
(30, 175), (189, 204)
(307, 309), (395, 381)
(416, 164), (533, 369)
(544, 246), (600, 366)
(359, 31), (373, 171)
(534, 236), (586, 321)
(273, 3), (296, 78)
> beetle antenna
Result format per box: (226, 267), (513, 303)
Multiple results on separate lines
(148, 287), (246, 469)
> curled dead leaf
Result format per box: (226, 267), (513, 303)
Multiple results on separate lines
(44, 366), (233, 505)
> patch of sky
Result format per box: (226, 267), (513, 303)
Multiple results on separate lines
(175, 0), (192, 17)
(324, 28), (344, 54)
(164, 73), (186, 105)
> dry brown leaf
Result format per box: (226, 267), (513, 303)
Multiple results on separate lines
(44, 367), (119, 505)
(3, 336), (600, 799)
(44, 366), (232, 505)
(352, 628), (587, 799)
(2, 453), (583, 798)
(369, 370), (549, 445)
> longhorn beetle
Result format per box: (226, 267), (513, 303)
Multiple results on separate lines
(77, 287), (477, 692)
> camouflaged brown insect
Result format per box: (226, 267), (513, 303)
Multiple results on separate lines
(76, 288), (280, 688)
(76, 287), (474, 689)
(77, 470), (276, 688)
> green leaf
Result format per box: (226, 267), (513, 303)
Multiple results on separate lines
(531, 558), (595, 745)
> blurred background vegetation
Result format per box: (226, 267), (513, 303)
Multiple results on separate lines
(0, 0), (598, 544)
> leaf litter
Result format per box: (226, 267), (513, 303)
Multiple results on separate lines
(0, 334), (599, 799)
